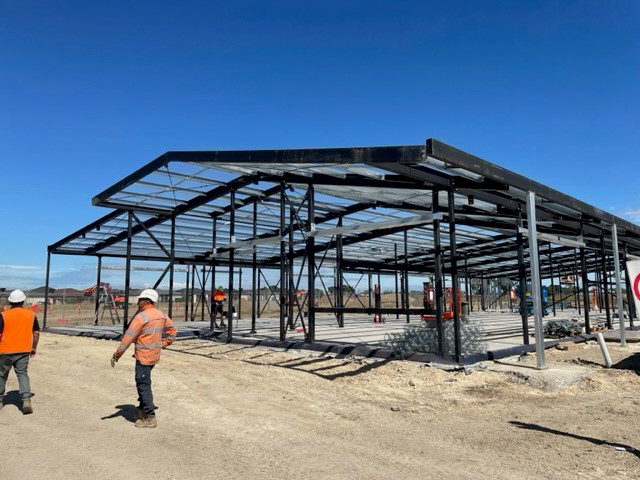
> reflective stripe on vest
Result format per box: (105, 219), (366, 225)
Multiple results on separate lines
(133, 308), (166, 363)
(0, 308), (35, 354)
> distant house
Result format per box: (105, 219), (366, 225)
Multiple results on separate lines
(49, 288), (85, 305)
(26, 286), (56, 304)
(27, 287), (85, 305)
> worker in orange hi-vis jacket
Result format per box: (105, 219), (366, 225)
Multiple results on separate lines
(111, 288), (176, 428)
(0, 290), (40, 414)
(212, 286), (226, 328)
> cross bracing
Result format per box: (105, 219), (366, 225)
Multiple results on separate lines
(50, 139), (640, 275)
(45, 138), (640, 362)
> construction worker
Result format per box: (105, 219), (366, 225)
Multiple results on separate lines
(212, 285), (226, 328)
(110, 288), (176, 428)
(0, 289), (39, 414)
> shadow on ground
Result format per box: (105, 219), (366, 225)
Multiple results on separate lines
(1, 390), (22, 410)
(101, 404), (137, 423)
(611, 353), (640, 375)
(510, 421), (640, 458)
(243, 356), (393, 380)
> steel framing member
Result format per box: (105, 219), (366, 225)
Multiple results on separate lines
(45, 138), (640, 365)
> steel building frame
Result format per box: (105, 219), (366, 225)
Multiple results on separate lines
(45, 138), (640, 363)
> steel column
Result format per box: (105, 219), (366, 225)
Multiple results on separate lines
(257, 268), (261, 319)
(169, 216), (175, 319)
(580, 245), (591, 334)
(307, 184), (316, 342)
(201, 264), (206, 322)
(209, 217), (224, 330)
(336, 216), (344, 327)
(600, 235), (612, 329)
(238, 267), (243, 320)
(623, 244), (636, 324)
(123, 211), (133, 334)
(288, 204), (295, 329)
(526, 192), (545, 369)
(279, 183), (286, 340)
(184, 267), (189, 322)
(516, 209), (529, 344)
(433, 189), (444, 355)
(43, 250), (51, 329)
(464, 254), (470, 307)
(368, 272), (372, 310)
(190, 265), (196, 321)
(404, 229), (410, 324)
(94, 256), (102, 324)
(448, 185), (461, 360)
(548, 243), (556, 316)
(612, 224), (626, 346)
(227, 189), (236, 338)
(210, 216), (216, 329)
(251, 202), (257, 333)
(394, 243), (399, 319)
(573, 248), (580, 315)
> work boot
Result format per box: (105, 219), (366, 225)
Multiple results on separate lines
(136, 407), (146, 420)
(22, 398), (33, 415)
(135, 414), (157, 428)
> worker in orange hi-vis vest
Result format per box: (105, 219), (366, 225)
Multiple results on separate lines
(212, 286), (226, 329)
(0, 289), (40, 414)
(111, 288), (176, 428)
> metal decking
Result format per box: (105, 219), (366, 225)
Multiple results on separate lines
(44, 138), (640, 363)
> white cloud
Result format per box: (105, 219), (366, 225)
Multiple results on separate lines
(621, 208), (640, 224)
(0, 264), (42, 270)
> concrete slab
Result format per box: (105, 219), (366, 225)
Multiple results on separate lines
(485, 360), (591, 390)
(46, 307), (628, 357)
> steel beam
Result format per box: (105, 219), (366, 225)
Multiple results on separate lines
(87, 174), (265, 255)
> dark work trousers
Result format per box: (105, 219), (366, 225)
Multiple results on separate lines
(135, 361), (156, 416)
(0, 353), (32, 400)
(213, 301), (224, 324)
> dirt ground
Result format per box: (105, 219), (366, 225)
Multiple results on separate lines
(2, 334), (640, 480)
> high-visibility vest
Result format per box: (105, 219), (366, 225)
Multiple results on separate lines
(0, 307), (35, 354)
(214, 291), (225, 302)
(116, 305), (176, 365)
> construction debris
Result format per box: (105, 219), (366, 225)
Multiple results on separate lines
(543, 319), (583, 338)
(383, 319), (487, 358)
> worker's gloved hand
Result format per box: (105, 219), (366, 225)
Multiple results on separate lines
(110, 354), (119, 368)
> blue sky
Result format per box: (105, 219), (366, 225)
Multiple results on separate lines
(1, 0), (638, 290)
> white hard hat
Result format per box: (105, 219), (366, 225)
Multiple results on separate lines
(8, 289), (26, 303)
(138, 288), (159, 303)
